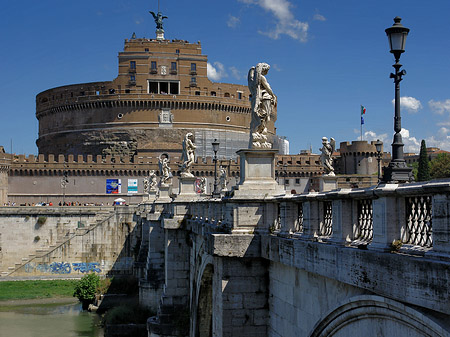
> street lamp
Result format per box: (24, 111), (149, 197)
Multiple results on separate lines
(212, 139), (220, 197)
(375, 139), (383, 182)
(382, 17), (413, 183)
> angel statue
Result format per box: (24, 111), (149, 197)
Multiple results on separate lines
(143, 176), (150, 194)
(198, 177), (206, 194)
(158, 153), (172, 186)
(149, 11), (168, 30)
(219, 166), (228, 191)
(320, 137), (336, 176)
(247, 63), (277, 149)
(149, 170), (158, 191)
(180, 132), (196, 177)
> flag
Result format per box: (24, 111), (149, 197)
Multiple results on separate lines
(361, 105), (366, 115)
(361, 116), (365, 125)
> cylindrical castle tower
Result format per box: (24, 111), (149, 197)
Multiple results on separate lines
(339, 140), (383, 175)
(36, 37), (277, 160)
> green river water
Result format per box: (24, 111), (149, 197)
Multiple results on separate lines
(0, 301), (103, 337)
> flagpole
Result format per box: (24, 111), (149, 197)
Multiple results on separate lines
(360, 105), (366, 141)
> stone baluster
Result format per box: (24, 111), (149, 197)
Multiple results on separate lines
(429, 194), (450, 256)
(329, 190), (353, 244)
(300, 195), (320, 240)
(279, 199), (297, 236)
(369, 184), (402, 251)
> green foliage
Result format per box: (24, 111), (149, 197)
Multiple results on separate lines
(430, 153), (450, 179)
(417, 140), (431, 181)
(409, 162), (419, 181)
(103, 304), (155, 324)
(33, 236), (40, 242)
(97, 277), (112, 295)
(37, 216), (47, 225)
(0, 280), (77, 301)
(73, 273), (100, 304)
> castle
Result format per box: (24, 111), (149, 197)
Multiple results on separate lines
(0, 11), (383, 206)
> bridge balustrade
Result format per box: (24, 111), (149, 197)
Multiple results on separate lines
(273, 181), (450, 256)
(184, 180), (450, 257)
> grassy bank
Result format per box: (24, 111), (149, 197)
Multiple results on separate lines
(0, 280), (78, 301)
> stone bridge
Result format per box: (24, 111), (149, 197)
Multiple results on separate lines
(136, 180), (450, 337)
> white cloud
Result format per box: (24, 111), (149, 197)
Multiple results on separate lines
(355, 128), (420, 153)
(239, 0), (309, 42)
(357, 130), (389, 143)
(229, 66), (241, 80)
(207, 62), (227, 82)
(425, 127), (450, 152)
(429, 99), (450, 115)
(271, 64), (282, 72)
(313, 13), (326, 21)
(391, 96), (422, 113)
(227, 15), (240, 28)
(400, 128), (420, 153)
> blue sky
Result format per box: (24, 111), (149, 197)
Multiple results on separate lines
(1, 0), (450, 155)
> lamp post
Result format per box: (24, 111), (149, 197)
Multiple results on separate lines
(375, 139), (383, 182)
(382, 17), (413, 183)
(212, 139), (220, 198)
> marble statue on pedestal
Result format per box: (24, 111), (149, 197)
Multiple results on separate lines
(143, 170), (158, 193)
(149, 170), (158, 191)
(159, 153), (172, 186)
(180, 132), (196, 178)
(143, 176), (149, 194)
(248, 63), (277, 149)
(320, 137), (336, 176)
(198, 177), (206, 194)
(219, 166), (227, 191)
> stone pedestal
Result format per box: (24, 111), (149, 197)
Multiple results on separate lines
(155, 29), (165, 40)
(232, 149), (285, 199)
(176, 176), (198, 201)
(319, 174), (338, 192)
(157, 185), (172, 203)
(143, 190), (157, 203)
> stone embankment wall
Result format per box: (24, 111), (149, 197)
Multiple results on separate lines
(0, 206), (139, 278)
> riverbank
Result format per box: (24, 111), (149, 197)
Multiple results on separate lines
(0, 279), (77, 301)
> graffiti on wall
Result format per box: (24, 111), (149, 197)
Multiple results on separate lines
(24, 262), (102, 274)
(73, 262), (101, 273)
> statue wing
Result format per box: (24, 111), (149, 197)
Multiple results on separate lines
(181, 139), (187, 162)
(330, 138), (336, 153)
(247, 67), (257, 98)
(149, 11), (157, 19)
(162, 16), (168, 19)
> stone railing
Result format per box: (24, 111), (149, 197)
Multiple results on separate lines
(274, 181), (450, 256)
(186, 180), (450, 257)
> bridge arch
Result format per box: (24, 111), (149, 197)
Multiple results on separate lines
(191, 248), (214, 337)
(196, 263), (214, 337)
(309, 295), (447, 337)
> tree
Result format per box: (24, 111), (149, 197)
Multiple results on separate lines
(417, 140), (431, 181)
(430, 153), (450, 179)
(73, 273), (100, 309)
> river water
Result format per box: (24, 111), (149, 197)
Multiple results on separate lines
(0, 301), (104, 337)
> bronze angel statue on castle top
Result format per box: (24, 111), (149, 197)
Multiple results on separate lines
(149, 11), (168, 30)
